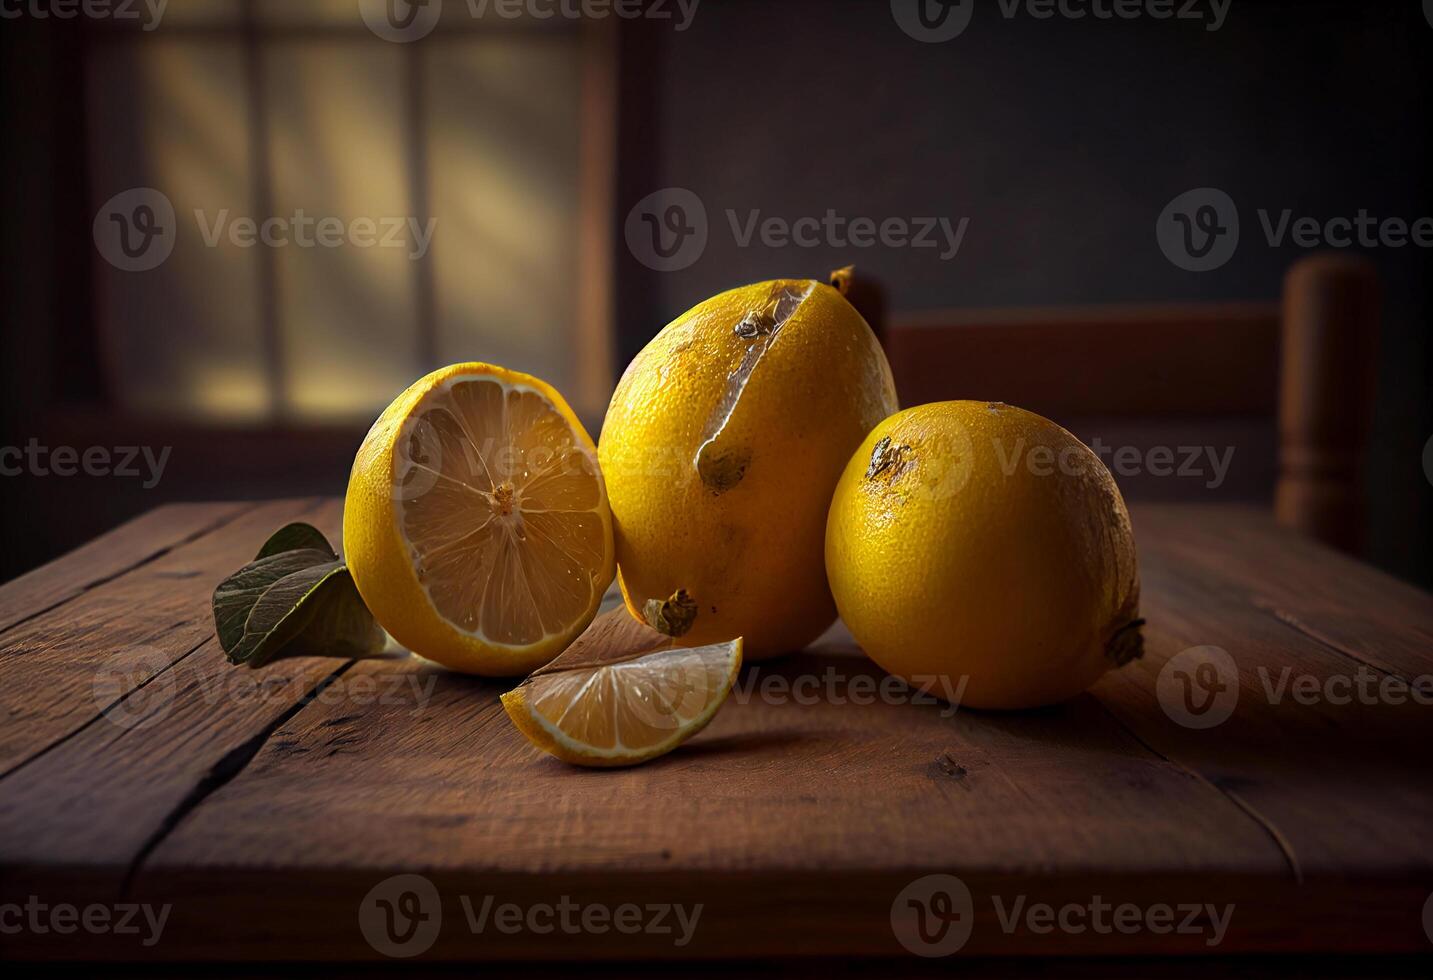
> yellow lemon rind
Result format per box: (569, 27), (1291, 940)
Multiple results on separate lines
(343, 362), (615, 677)
(499, 637), (743, 768)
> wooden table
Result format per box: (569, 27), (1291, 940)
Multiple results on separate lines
(1, 499), (1430, 968)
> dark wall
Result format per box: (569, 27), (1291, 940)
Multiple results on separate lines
(2, 0), (1430, 588)
(615, 0), (1433, 585)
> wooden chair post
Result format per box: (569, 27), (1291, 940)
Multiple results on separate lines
(1275, 254), (1380, 553)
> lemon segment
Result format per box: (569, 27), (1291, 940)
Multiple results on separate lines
(501, 635), (743, 767)
(343, 363), (615, 676)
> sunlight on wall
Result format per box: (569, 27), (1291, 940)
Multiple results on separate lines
(87, 8), (587, 425)
(264, 40), (421, 421)
(429, 39), (580, 382)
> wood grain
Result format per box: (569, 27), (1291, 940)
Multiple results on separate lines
(0, 500), (1429, 962)
(0, 501), (253, 635)
(0, 499), (325, 775)
(886, 303), (1280, 418)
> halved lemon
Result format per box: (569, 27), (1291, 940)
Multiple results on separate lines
(501, 610), (743, 767)
(343, 363), (615, 675)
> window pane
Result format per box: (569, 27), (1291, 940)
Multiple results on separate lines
(88, 38), (269, 422)
(428, 36), (582, 396)
(263, 40), (422, 420)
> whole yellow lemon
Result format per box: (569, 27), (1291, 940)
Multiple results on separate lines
(825, 401), (1142, 708)
(599, 272), (898, 658)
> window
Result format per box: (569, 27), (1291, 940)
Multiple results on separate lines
(86, 0), (614, 425)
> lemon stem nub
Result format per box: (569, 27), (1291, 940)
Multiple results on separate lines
(829, 265), (854, 296)
(644, 589), (698, 638)
(1105, 618), (1146, 667)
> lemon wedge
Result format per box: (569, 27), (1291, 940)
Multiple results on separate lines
(501, 610), (742, 767)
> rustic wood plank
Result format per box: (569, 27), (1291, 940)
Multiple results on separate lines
(114, 643), (1304, 956)
(140, 646), (1283, 874)
(887, 303), (1281, 418)
(1087, 512), (1433, 884)
(0, 634), (346, 875)
(0, 501), (253, 634)
(0, 498), (325, 776)
(1132, 505), (1433, 678)
(3, 502), (1429, 960)
(0, 498), (356, 946)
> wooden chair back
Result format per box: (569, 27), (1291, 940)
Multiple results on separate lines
(872, 256), (1379, 553)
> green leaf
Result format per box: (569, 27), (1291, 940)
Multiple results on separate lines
(212, 526), (385, 669)
(255, 522), (336, 561)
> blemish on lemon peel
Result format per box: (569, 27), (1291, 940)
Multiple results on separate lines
(1105, 617), (1146, 667)
(864, 435), (912, 481)
(644, 588), (699, 637)
(694, 281), (815, 495)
